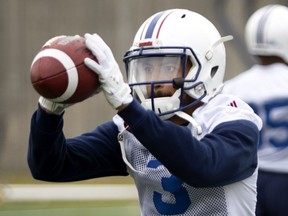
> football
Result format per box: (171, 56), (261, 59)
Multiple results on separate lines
(30, 35), (101, 104)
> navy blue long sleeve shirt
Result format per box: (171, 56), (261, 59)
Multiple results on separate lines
(28, 99), (260, 187)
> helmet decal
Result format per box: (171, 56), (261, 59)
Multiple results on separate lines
(256, 5), (276, 45)
(141, 10), (176, 40)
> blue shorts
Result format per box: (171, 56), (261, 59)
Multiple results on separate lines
(256, 170), (288, 216)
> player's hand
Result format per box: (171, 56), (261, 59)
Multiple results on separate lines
(38, 96), (70, 115)
(84, 33), (133, 109)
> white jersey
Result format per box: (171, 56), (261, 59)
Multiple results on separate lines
(223, 63), (288, 173)
(113, 93), (262, 216)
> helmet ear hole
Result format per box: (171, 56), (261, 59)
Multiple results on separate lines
(210, 66), (219, 78)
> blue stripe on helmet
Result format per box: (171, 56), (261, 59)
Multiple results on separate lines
(256, 6), (275, 44)
(145, 11), (165, 39)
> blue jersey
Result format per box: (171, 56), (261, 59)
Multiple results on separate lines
(28, 94), (261, 215)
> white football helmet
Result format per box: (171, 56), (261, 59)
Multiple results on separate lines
(123, 9), (232, 120)
(245, 4), (288, 62)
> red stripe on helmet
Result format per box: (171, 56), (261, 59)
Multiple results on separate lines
(156, 10), (176, 38)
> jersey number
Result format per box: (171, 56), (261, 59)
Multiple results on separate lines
(249, 99), (288, 148)
(147, 160), (191, 215)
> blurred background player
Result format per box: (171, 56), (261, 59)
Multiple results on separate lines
(28, 9), (262, 215)
(223, 4), (288, 216)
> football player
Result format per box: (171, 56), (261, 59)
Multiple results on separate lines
(223, 4), (288, 216)
(28, 9), (262, 215)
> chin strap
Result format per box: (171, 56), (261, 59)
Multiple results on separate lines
(174, 111), (202, 135)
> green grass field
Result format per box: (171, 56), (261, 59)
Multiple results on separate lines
(0, 175), (140, 215)
(0, 200), (141, 216)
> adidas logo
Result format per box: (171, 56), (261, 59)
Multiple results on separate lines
(228, 100), (238, 107)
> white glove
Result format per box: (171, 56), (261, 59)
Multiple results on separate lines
(84, 33), (133, 109)
(38, 96), (70, 115)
